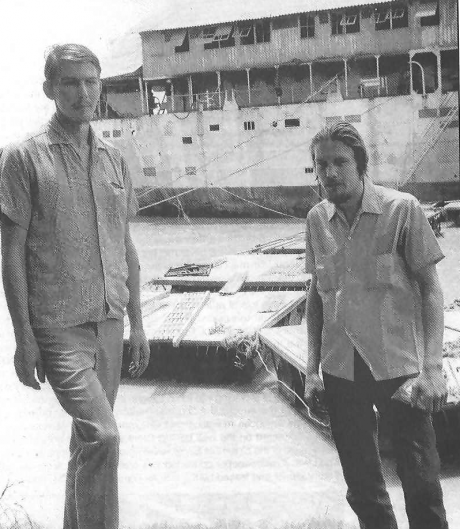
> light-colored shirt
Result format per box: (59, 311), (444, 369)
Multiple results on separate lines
(0, 114), (139, 328)
(305, 180), (444, 381)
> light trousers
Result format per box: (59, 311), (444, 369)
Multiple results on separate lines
(35, 319), (124, 529)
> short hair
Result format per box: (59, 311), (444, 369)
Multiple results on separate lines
(44, 44), (101, 83)
(310, 122), (368, 177)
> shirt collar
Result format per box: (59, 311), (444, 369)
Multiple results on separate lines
(47, 113), (107, 151)
(325, 178), (383, 221)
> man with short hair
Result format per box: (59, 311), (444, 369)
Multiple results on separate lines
(304, 122), (449, 529)
(0, 44), (150, 529)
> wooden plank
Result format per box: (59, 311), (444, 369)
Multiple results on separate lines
(219, 271), (248, 295)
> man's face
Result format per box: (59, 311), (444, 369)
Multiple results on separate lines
(47, 61), (101, 124)
(313, 139), (363, 206)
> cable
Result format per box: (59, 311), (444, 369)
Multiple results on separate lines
(255, 346), (330, 429)
(216, 188), (305, 220)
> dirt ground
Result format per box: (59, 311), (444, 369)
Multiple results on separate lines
(0, 219), (459, 529)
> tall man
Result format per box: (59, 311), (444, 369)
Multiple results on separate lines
(0, 44), (150, 529)
(304, 122), (449, 529)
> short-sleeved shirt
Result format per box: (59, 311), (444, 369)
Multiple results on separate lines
(305, 180), (444, 381)
(0, 114), (139, 329)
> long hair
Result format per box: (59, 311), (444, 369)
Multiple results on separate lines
(310, 122), (369, 177)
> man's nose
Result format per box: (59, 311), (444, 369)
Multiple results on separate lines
(78, 81), (89, 98)
(325, 164), (337, 178)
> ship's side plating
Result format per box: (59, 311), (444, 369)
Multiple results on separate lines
(93, 0), (459, 216)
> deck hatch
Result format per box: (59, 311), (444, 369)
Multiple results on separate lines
(185, 166), (197, 176)
(244, 121), (255, 131)
(209, 124), (220, 131)
(102, 131), (110, 138)
(113, 130), (122, 138)
(182, 136), (193, 144)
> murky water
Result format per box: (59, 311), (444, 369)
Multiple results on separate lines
(0, 220), (459, 529)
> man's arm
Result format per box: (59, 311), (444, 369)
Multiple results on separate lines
(304, 274), (326, 410)
(1, 214), (44, 389)
(411, 263), (447, 413)
(125, 224), (150, 377)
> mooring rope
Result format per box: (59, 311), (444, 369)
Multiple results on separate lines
(255, 346), (330, 429)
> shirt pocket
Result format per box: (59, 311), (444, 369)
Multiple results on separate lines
(316, 257), (338, 292)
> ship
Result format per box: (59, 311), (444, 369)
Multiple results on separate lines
(92, 0), (459, 217)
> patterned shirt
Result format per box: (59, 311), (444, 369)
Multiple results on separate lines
(305, 180), (444, 381)
(0, 114), (138, 328)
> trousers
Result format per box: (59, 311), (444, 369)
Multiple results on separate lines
(35, 319), (124, 529)
(323, 351), (448, 529)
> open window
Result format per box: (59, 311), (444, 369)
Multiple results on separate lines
(331, 11), (360, 35)
(174, 30), (189, 53)
(415, 1), (440, 26)
(213, 24), (235, 48)
(375, 5), (408, 30)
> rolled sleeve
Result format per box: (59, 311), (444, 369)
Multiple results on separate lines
(0, 146), (32, 229)
(305, 212), (316, 273)
(401, 197), (444, 273)
(121, 157), (139, 220)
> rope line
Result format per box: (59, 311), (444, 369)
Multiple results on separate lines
(255, 347), (330, 429)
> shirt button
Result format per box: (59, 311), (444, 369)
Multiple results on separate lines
(347, 236), (352, 241)
(346, 267), (352, 273)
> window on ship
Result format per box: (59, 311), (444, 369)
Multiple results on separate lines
(331, 11), (360, 35)
(300, 14), (315, 38)
(374, 4), (408, 30)
(417, 0), (440, 26)
(239, 19), (271, 45)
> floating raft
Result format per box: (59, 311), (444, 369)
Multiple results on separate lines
(124, 290), (306, 381)
(443, 200), (460, 226)
(247, 232), (306, 254)
(259, 311), (460, 447)
(149, 253), (309, 292)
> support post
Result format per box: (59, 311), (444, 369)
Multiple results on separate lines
(145, 81), (149, 113)
(375, 55), (381, 96)
(171, 80), (175, 112)
(309, 62), (313, 97)
(188, 75), (194, 108)
(138, 76), (145, 114)
(343, 58), (348, 97)
(246, 68), (251, 105)
(216, 71), (222, 108)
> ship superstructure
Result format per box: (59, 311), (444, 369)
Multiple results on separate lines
(93, 0), (459, 216)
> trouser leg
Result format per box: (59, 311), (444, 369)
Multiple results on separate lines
(323, 354), (398, 529)
(36, 319), (124, 529)
(382, 397), (449, 529)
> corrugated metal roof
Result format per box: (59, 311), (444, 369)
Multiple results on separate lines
(134, 0), (396, 33)
(100, 32), (143, 80)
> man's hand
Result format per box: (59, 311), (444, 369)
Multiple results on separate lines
(14, 335), (45, 390)
(411, 368), (447, 413)
(128, 327), (151, 378)
(304, 373), (327, 414)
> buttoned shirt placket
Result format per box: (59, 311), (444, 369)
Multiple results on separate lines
(88, 141), (110, 315)
(333, 207), (364, 356)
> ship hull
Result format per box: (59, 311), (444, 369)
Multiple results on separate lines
(135, 181), (460, 217)
(93, 92), (459, 217)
